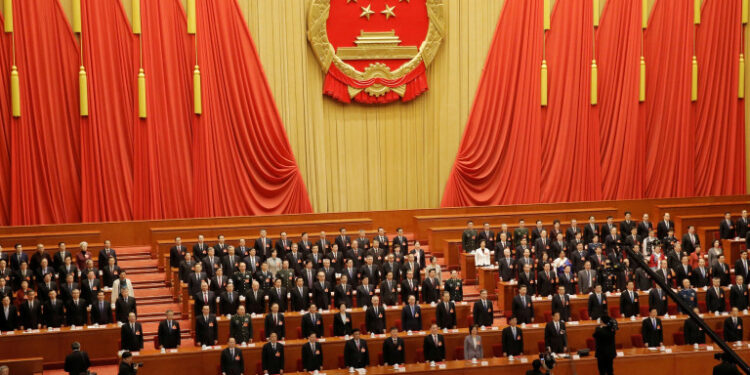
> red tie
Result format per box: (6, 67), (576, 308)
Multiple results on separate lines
(204, 293), (208, 303)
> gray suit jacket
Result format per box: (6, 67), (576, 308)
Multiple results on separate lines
(463, 335), (483, 359)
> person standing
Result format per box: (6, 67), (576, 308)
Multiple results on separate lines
(261, 332), (284, 375)
(63, 342), (90, 375)
(157, 310), (181, 349)
(344, 330), (370, 368)
(593, 315), (616, 375)
(220, 338), (244, 375)
(301, 333), (323, 372)
(463, 325), (483, 360)
(423, 324), (446, 363)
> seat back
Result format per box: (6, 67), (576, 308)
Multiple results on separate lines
(630, 334), (644, 348)
(454, 346), (464, 360)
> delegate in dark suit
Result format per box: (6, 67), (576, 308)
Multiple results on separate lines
(220, 346), (244, 375)
(120, 322), (144, 351)
(501, 325), (523, 356)
(423, 334), (445, 362)
(19, 299), (42, 329)
(382, 336), (405, 365)
(512, 295), (534, 324)
(0, 304), (18, 331)
(43, 299), (65, 327)
(435, 301), (456, 329)
(195, 313), (219, 346)
(301, 341), (323, 371)
(720, 219), (736, 240)
(724, 316), (744, 342)
(333, 312), (352, 336)
(65, 299), (88, 326)
(262, 341), (284, 374)
(544, 320), (567, 353)
(472, 299), (494, 326)
(401, 304), (422, 331)
(550, 294), (571, 322)
(264, 312), (286, 339)
(64, 350), (91, 375)
(157, 320), (181, 349)
(301, 312), (324, 338)
(619, 290), (640, 318)
(730, 284), (749, 310)
(587, 293), (607, 320)
(593, 324), (616, 375)
(365, 304), (386, 333)
(641, 317), (663, 347)
(706, 286), (727, 312)
(115, 296), (137, 323)
(684, 316), (706, 344)
(344, 338), (370, 368)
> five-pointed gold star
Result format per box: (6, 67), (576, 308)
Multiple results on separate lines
(399, 0), (410, 3)
(381, 4), (396, 19)
(346, 0), (357, 3)
(360, 4), (375, 20)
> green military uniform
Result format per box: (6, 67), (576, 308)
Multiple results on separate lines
(276, 268), (296, 290)
(445, 277), (464, 302)
(462, 229), (478, 252)
(229, 313), (253, 343)
(513, 227), (529, 246)
(233, 270), (253, 294)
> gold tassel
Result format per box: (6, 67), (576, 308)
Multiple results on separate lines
(72, 0), (82, 33)
(593, 0), (600, 27)
(639, 56), (646, 102)
(642, 0), (648, 29)
(138, 69), (147, 118)
(694, 0), (701, 25)
(79, 65), (89, 116)
(3, 0), (13, 33)
(543, 0), (551, 30)
(193, 65), (202, 114)
(691, 56), (698, 101)
(132, 0), (141, 34)
(10, 65), (20, 117)
(740, 54), (745, 99)
(591, 60), (598, 105)
(541, 60), (548, 107)
(187, 0), (196, 34)
(743, 0), (749, 24)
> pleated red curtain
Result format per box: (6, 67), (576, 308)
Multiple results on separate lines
(596, 0), (644, 200)
(10, 0), (82, 225)
(694, 0), (746, 195)
(80, 0), (137, 222)
(642, 0), (695, 198)
(541, 0), (602, 202)
(441, 0), (544, 206)
(192, 0), (312, 216)
(132, 0), (195, 220)
(0, 15), (12, 226)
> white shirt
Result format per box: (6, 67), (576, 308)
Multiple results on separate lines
(474, 248), (491, 267)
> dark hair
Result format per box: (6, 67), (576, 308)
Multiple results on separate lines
(122, 351), (133, 359)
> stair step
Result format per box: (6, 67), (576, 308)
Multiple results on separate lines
(118, 259), (159, 268)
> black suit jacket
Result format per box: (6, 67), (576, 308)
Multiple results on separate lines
(312, 281), (331, 310)
(512, 295), (534, 323)
(262, 342), (285, 374)
(587, 293), (607, 320)
(43, 299), (64, 327)
(194, 290), (216, 315)
(730, 284), (749, 310)
(19, 299), (42, 329)
(344, 339), (369, 368)
(195, 314), (218, 345)
(120, 322), (144, 351)
(0, 305), (18, 331)
(593, 326), (616, 359)
(648, 288), (668, 315)
(244, 289), (266, 315)
(90, 299), (112, 325)
(64, 350), (91, 375)
(684, 317), (706, 344)
(290, 286), (310, 311)
(65, 299), (88, 326)
(157, 320), (181, 348)
(706, 286), (726, 312)
(435, 301), (456, 329)
(264, 312), (286, 339)
(724, 317), (744, 342)
(301, 312), (324, 338)
(641, 317), (663, 347)
(379, 279), (398, 306)
(501, 326), (524, 356)
(619, 290), (640, 317)
(472, 300), (493, 327)
(115, 296), (137, 323)
(301, 342), (324, 371)
(333, 312), (352, 336)
(423, 334), (445, 362)
(656, 220), (674, 239)
(720, 219), (736, 239)
(220, 347), (244, 375)
(544, 321), (567, 353)
(268, 287), (287, 312)
(365, 305), (387, 333)
(550, 294), (571, 322)
(401, 304), (422, 331)
(382, 337), (405, 365)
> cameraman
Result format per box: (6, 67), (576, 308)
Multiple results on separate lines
(593, 315), (617, 375)
(713, 353), (741, 375)
(118, 351), (139, 375)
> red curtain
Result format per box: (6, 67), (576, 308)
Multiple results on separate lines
(596, 0), (644, 200)
(80, 0), (137, 222)
(694, 0), (746, 195)
(192, 0), (312, 216)
(0, 15), (11, 226)
(441, 0), (544, 207)
(132, 0), (195, 220)
(10, 0), (82, 225)
(642, 0), (695, 198)
(541, 0), (602, 202)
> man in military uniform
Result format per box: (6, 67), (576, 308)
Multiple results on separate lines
(229, 305), (253, 344)
(444, 270), (464, 302)
(462, 221), (478, 252)
(677, 278), (697, 314)
(514, 219), (530, 247)
(232, 262), (253, 295)
(276, 260), (296, 290)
